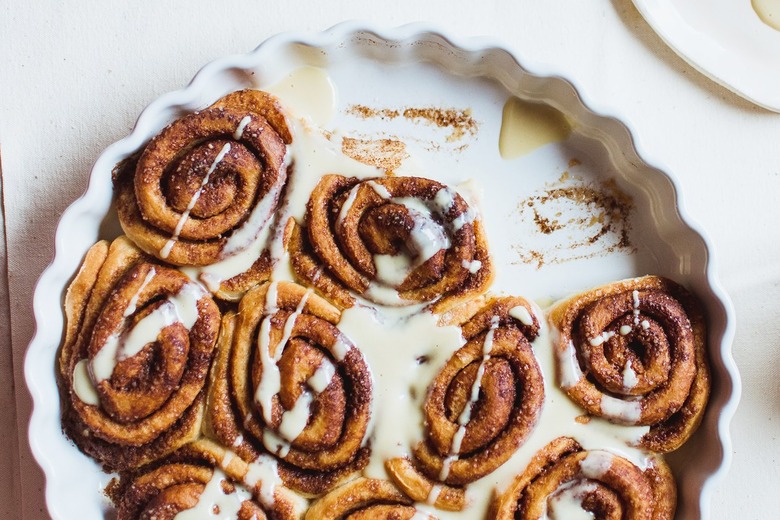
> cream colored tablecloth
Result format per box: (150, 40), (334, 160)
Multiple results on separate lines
(1, 1), (777, 517)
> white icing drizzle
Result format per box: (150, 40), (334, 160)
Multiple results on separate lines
(622, 361), (639, 390)
(426, 484), (443, 505)
(545, 481), (598, 520)
(161, 143), (232, 259)
(461, 259), (482, 274)
(336, 184), (361, 229)
(233, 115), (252, 140)
(173, 468), (251, 520)
(337, 306), (465, 477)
(437, 315), (501, 483)
(91, 282), (204, 383)
(263, 430), (291, 458)
(432, 186), (477, 232)
(588, 330), (615, 347)
(232, 435), (244, 448)
(579, 450), (615, 479)
(222, 450), (235, 467)
(255, 285), (313, 423)
(308, 360), (336, 393)
(221, 155), (286, 257)
(254, 284), (342, 456)
(600, 395), (642, 423)
(363, 282), (413, 307)
(277, 391), (314, 442)
(72, 359), (99, 405)
(632, 289), (641, 326)
(558, 339), (585, 389)
(374, 254), (414, 286)
(243, 454), (282, 507)
(508, 305), (534, 326)
(123, 268), (156, 317)
(619, 324), (632, 336)
(366, 179), (392, 199)
(641, 319), (650, 330)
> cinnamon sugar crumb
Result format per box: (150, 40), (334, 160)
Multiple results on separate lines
(511, 177), (635, 268)
(341, 137), (409, 172)
(346, 104), (478, 143)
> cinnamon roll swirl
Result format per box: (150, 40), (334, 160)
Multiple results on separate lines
(490, 437), (676, 520)
(117, 439), (305, 520)
(205, 281), (372, 495)
(287, 174), (493, 313)
(386, 297), (544, 510)
(548, 275), (710, 452)
(305, 478), (437, 520)
(116, 89), (291, 301)
(58, 237), (220, 471)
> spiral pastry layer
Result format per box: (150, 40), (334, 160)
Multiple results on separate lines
(116, 89), (291, 301)
(386, 297), (544, 510)
(287, 174), (493, 313)
(491, 437), (676, 520)
(548, 275), (710, 452)
(117, 439), (305, 520)
(206, 281), (372, 495)
(305, 478), (436, 520)
(58, 237), (221, 471)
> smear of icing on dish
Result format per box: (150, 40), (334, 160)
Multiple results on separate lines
(753, 0), (780, 31)
(499, 96), (571, 159)
(266, 67), (336, 126)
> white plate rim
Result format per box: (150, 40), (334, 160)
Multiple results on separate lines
(632, 0), (780, 112)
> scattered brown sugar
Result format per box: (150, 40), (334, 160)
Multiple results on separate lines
(341, 137), (409, 172)
(511, 177), (635, 268)
(575, 414), (592, 425)
(346, 104), (478, 143)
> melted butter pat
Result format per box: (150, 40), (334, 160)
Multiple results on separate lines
(754, 0), (780, 30)
(266, 67), (336, 127)
(499, 97), (571, 159)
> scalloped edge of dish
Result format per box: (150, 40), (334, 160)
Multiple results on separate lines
(24, 21), (740, 519)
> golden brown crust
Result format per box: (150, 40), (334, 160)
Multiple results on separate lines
(289, 174), (493, 312)
(490, 437), (676, 520)
(116, 89), (290, 301)
(548, 275), (710, 452)
(58, 237), (221, 471)
(117, 439), (305, 520)
(387, 297), (543, 509)
(305, 478), (429, 520)
(205, 281), (372, 496)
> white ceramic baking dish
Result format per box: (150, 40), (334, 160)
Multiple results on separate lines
(24, 22), (739, 519)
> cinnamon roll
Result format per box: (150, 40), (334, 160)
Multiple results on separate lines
(305, 478), (437, 520)
(117, 439), (305, 520)
(287, 174), (493, 313)
(548, 275), (710, 452)
(58, 237), (221, 471)
(116, 89), (291, 301)
(205, 281), (372, 495)
(386, 297), (544, 510)
(490, 437), (676, 520)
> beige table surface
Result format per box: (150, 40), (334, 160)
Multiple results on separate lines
(2, 1), (778, 518)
